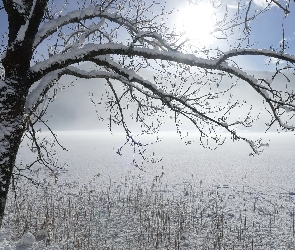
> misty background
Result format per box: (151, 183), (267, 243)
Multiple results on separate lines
(35, 63), (294, 134)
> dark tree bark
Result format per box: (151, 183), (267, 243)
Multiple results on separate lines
(0, 85), (28, 225)
(0, 0), (48, 226)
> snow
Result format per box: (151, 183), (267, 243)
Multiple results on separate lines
(25, 70), (64, 114)
(260, 88), (269, 98)
(15, 0), (37, 43)
(15, 23), (28, 43)
(1, 132), (295, 249)
(0, 80), (5, 89)
(219, 48), (295, 68)
(0, 230), (60, 249)
(66, 66), (113, 78)
(33, 5), (121, 48)
(0, 81), (15, 98)
(15, 232), (35, 248)
(65, 19), (106, 52)
(280, 105), (294, 113)
(30, 43), (216, 75)
(12, 0), (26, 14)
(219, 121), (228, 127)
(280, 123), (295, 129)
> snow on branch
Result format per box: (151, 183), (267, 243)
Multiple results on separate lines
(63, 18), (106, 52)
(29, 42), (295, 132)
(29, 43), (216, 80)
(33, 6), (137, 49)
(33, 45), (295, 82)
(27, 64), (162, 117)
(64, 59), (269, 153)
(12, 0), (26, 14)
(216, 48), (295, 65)
(25, 69), (64, 115)
(64, 65), (163, 100)
(29, 44), (284, 103)
(15, 0), (37, 43)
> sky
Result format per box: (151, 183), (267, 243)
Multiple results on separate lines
(0, 0), (295, 132)
(0, 0), (294, 70)
(234, 1), (295, 70)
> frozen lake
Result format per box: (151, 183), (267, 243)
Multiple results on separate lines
(8, 131), (295, 249)
(17, 131), (295, 193)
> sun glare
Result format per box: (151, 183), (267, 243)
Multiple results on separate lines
(177, 2), (216, 45)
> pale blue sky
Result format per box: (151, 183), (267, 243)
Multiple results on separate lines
(0, 0), (294, 71)
(235, 2), (295, 71)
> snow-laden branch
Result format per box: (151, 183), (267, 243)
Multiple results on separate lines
(60, 60), (270, 153)
(28, 43), (280, 104)
(31, 45), (295, 83)
(25, 69), (64, 115)
(29, 43), (216, 80)
(26, 64), (161, 116)
(60, 66), (162, 100)
(33, 6), (136, 49)
(219, 64), (295, 131)
(28, 42), (295, 132)
(63, 18), (106, 52)
(15, 0), (37, 43)
(216, 48), (295, 65)
(33, 3), (173, 54)
(12, 0), (26, 15)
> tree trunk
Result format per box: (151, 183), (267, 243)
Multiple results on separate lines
(0, 81), (27, 226)
(0, 0), (50, 227)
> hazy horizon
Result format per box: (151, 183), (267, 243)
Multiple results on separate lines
(35, 66), (295, 133)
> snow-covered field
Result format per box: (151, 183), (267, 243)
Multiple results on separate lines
(1, 132), (295, 249)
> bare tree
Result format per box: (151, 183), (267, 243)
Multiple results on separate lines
(0, 0), (294, 226)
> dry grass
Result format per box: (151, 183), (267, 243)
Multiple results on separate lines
(3, 173), (295, 249)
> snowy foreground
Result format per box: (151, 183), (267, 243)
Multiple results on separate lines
(1, 172), (295, 249)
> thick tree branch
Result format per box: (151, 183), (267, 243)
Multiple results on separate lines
(216, 48), (295, 65)
(33, 6), (136, 49)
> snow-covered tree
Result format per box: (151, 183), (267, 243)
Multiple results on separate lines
(0, 0), (294, 226)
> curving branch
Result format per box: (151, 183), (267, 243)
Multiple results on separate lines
(42, 59), (278, 153)
(33, 5), (137, 49)
(216, 48), (295, 65)
(271, 0), (290, 14)
(28, 39), (295, 136)
(29, 44), (218, 81)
